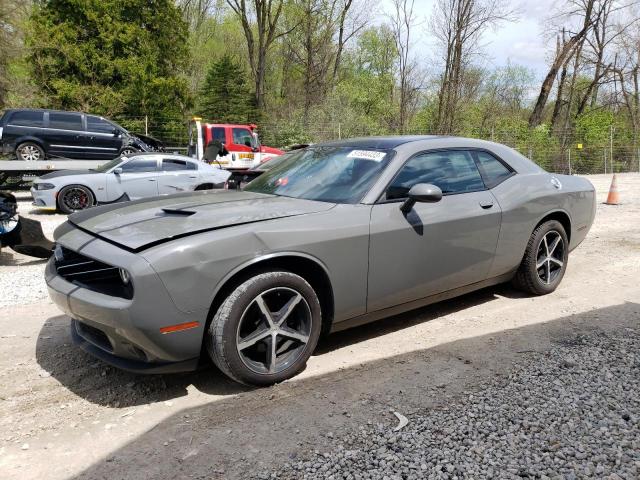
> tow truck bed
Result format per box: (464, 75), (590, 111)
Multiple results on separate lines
(0, 159), (107, 190)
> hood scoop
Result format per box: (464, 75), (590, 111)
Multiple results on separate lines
(161, 208), (196, 216)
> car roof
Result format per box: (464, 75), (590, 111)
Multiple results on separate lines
(125, 152), (197, 162)
(315, 136), (450, 149)
(1, 108), (110, 118)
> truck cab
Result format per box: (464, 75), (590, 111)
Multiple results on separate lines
(187, 119), (283, 170)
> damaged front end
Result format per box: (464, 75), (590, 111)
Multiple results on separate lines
(0, 192), (55, 259)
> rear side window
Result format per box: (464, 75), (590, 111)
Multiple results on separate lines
(162, 159), (196, 171)
(474, 151), (513, 188)
(211, 127), (226, 142)
(9, 111), (44, 127)
(87, 116), (115, 133)
(120, 158), (158, 173)
(49, 112), (83, 131)
(387, 150), (485, 199)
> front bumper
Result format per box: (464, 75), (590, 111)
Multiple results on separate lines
(30, 187), (57, 209)
(45, 227), (208, 373)
(70, 319), (199, 373)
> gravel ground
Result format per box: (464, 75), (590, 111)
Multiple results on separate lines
(269, 329), (640, 480)
(0, 193), (63, 307)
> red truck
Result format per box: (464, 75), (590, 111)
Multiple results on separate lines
(187, 118), (283, 170)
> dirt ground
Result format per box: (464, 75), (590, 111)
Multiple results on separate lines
(0, 174), (639, 480)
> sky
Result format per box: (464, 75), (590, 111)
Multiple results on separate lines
(379, 0), (559, 81)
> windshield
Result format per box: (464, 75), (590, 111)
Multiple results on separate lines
(244, 146), (392, 204)
(93, 157), (124, 173)
(257, 150), (303, 171)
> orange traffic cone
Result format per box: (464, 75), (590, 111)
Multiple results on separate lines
(605, 174), (620, 205)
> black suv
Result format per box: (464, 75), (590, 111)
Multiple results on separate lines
(0, 109), (152, 161)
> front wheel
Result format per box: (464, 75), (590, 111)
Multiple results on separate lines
(512, 220), (569, 295)
(57, 185), (95, 214)
(120, 147), (138, 157)
(207, 271), (322, 386)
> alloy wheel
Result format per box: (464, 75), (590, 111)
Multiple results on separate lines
(18, 145), (41, 161)
(61, 187), (91, 211)
(536, 230), (564, 285)
(236, 287), (312, 375)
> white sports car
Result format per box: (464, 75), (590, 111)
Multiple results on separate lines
(30, 153), (231, 213)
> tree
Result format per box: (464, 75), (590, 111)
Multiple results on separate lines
(390, 0), (421, 133)
(431, 0), (516, 134)
(528, 0), (597, 128)
(198, 54), (256, 122)
(0, 0), (25, 108)
(27, 0), (191, 121)
(226, 0), (290, 111)
(283, 0), (367, 122)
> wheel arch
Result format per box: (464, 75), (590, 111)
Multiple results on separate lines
(206, 252), (335, 337)
(534, 209), (572, 243)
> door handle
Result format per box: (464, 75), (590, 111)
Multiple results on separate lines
(148, 179), (157, 182)
(188, 175), (197, 178)
(479, 200), (494, 209)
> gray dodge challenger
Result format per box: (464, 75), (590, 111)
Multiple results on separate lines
(46, 136), (596, 386)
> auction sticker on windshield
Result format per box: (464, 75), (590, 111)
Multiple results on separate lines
(346, 150), (387, 162)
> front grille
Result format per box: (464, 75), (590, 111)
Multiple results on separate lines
(55, 246), (133, 299)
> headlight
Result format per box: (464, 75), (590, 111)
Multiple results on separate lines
(35, 183), (55, 190)
(119, 268), (131, 285)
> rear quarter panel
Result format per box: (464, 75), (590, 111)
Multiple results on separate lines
(488, 172), (595, 278)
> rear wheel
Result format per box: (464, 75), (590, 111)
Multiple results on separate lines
(513, 220), (569, 295)
(16, 142), (45, 161)
(57, 185), (95, 214)
(207, 271), (322, 386)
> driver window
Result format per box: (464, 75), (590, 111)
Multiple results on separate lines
(120, 158), (158, 173)
(232, 128), (253, 147)
(386, 150), (485, 200)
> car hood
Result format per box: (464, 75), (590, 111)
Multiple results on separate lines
(67, 190), (335, 251)
(38, 170), (101, 180)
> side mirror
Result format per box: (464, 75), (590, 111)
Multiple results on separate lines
(400, 183), (442, 214)
(113, 167), (123, 175)
(113, 128), (120, 136)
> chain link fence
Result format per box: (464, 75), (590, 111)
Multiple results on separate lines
(114, 115), (640, 175)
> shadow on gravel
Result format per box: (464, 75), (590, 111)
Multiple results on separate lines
(35, 284), (514, 408)
(35, 315), (249, 407)
(0, 251), (48, 266)
(64, 302), (639, 480)
(316, 284), (525, 355)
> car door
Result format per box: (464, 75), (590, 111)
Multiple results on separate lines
(46, 112), (86, 159)
(86, 115), (123, 159)
(157, 158), (199, 194)
(367, 149), (502, 312)
(116, 156), (160, 199)
(229, 126), (256, 168)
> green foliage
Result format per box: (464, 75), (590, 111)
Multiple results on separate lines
(197, 54), (256, 123)
(27, 0), (191, 121)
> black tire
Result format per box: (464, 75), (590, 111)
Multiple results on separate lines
(15, 142), (45, 161)
(512, 220), (569, 295)
(207, 271), (322, 386)
(120, 147), (138, 156)
(57, 184), (95, 214)
(194, 183), (214, 191)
